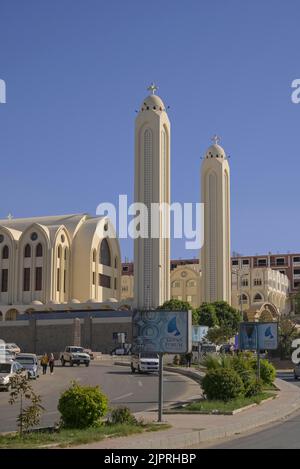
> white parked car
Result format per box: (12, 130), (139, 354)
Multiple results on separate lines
(131, 352), (159, 373)
(0, 361), (28, 391)
(5, 343), (21, 355)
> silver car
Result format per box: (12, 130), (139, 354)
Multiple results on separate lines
(0, 361), (28, 391)
(16, 353), (40, 379)
(294, 364), (300, 380)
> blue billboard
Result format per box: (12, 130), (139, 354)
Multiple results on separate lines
(239, 322), (278, 351)
(132, 310), (192, 354)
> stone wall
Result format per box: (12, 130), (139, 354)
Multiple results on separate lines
(0, 317), (132, 355)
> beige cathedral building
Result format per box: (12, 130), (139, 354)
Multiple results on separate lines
(0, 214), (121, 321)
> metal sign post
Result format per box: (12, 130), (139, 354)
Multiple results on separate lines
(158, 353), (163, 422)
(256, 326), (260, 382)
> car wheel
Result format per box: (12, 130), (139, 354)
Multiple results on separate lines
(61, 359), (65, 367)
(70, 361), (74, 367)
(138, 365), (141, 374)
(85, 362), (89, 367)
(77, 363), (80, 366)
(294, 372), (298, 380)
(131, 365), (135, 373)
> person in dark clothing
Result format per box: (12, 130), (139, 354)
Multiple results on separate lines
(186, 352), (193, 368)
(49, 353), (55, 375)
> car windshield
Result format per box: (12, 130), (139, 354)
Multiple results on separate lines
(70, 347), (84, 353)
(0, 364), (12, 373)
(16, 357), (34, 365)
(140, 352), (159, 359)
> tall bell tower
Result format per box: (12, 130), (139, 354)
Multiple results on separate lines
(200, 136), (231, 304)
(134, 84), (171, 309)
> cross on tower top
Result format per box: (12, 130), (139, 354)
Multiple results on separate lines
(211, 134), (221, 145)
(147, 82), (158, 95)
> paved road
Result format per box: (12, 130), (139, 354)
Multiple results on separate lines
(200, 371), (300, 449)
(0, 361), (199, 432)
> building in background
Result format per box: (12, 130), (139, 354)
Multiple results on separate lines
(122, 252), (295, 314)
(134, 84), (170, 309)
(231, 253), (300, 294)
(200, 138), (231, 304)
(231, 266), (290, 316)
(0, 214), (121, 320)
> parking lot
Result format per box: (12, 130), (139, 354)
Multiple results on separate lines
(0, 360), (199, 432)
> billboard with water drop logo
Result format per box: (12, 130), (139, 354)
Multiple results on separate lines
(132, 310), (192, 354)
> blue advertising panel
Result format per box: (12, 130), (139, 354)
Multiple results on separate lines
(132, 310), (192, 354)
(192, 325), (209, 342)
(239, 322), (278, 351)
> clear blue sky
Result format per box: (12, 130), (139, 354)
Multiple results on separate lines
(0, 0), (299, 261)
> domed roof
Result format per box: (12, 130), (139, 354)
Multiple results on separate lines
(205, 143), (226, 159)
(141, 94), (165, 112)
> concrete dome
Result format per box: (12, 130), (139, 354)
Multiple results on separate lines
(205, 144), (226, 159)
(31, 300), (43, 305)
(141, 94), (165, 111)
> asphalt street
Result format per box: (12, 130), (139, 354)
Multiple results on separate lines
(0, 361), (199, 432)
(198, 371), (300, 449)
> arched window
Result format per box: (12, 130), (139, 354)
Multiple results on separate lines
(36, 243), (43, 257)
(92, 249), (96, 262)
(64, 247), (68, 260)
(239, 294), (248, 304)
(172, 281), (181, 288)
(114, 257), (118, 269)
(24, 244), (31, 258)
(187, 280), (196, 287)
(254, 293), (263, 302)
(57, 245), (62, 259)
(2, 245), (9, 259)
(99, 239), (111, 266)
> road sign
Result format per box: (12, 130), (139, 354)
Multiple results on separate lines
(132, 310), (192, 354)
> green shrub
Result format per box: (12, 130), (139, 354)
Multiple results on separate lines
(230, 355), (262, 397)
(253, 359), (276, 385)
(202, 368), (244, 401)
(201, 353), (232, 370)
(110, 407), (137, 425)
(58, 382), (108, 428)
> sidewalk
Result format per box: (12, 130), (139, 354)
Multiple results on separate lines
(75, 374), (300, 449)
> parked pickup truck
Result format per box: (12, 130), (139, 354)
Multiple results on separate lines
(60, 346), (90, 367)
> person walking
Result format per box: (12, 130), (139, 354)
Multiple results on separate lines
(41, 353), (49, 375)
(49, 353), (55, 375)
(186, 352), (193, 368)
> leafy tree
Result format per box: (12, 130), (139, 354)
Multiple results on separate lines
(9, 373), (44, 434)
(206, 325), (235, 345)
(158, 299), (199, 324)
(213, 301), (241, 333)
(196, 303), (218, 327)
(294, 288), (300, 314)
(158, 299), (192, 312)
(278, 315), (300, 360)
